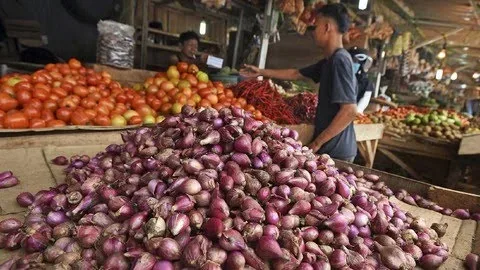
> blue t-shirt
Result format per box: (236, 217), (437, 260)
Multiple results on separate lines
(299, 48), (358, 159)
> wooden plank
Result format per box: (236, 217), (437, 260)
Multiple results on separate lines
(472, 220), (480, 255)
(438, 215), (463, 255)
(451, 220), (477, 260)
(378, 148), (424, 180)
(439, 257), (465, 270)
(0, 148), (56, 214)
(428, 186), (480, 213)
(335, 159), (480, 214)
(458, 134), (480, 155)
(93, 64), (157, 86)
(379, 136), (457, 160)
(354, 123), (384, 141)
(0, 130), (123, 150)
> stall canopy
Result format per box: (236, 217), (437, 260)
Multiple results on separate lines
(404, 0), (480, 80)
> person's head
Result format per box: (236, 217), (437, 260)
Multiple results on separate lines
(179, 31), (200, 58)
(348, 47), (373, 74)
(313, 4), (350, 48)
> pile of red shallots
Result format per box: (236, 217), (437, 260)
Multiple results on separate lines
(0, 106), (450, 269)
(285, 92), (318, 124)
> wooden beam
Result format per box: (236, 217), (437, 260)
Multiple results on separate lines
(412, 27), (464, 50)
(378, 148), (424, 180)
(140, 0), (149, 69)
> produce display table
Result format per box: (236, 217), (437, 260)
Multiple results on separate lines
(286, 123), (385, 168)
(377, 133), (480, 187)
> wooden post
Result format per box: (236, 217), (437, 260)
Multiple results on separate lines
(140, 0), (149, 69)
(258, 0), (273, 69)
(232, 8), (245, 69)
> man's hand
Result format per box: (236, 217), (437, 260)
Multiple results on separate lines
(199, 53), (208, 63)
(308, 141), (322, 153)
(240, 65), (262, 78)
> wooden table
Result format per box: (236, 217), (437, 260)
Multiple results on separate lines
(354, 124), (384, 168)
(286, 123), (385, 168)
(377, 133), (480, 188)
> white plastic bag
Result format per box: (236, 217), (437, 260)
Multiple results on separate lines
(96, 20), (135, 69)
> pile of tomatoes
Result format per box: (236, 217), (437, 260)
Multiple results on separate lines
(0, 59), (264, 129)
(141, 62), (264, 121)
(0, 59), (168, 129)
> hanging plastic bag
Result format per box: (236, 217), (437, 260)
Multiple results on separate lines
(96, 20), (135, 69)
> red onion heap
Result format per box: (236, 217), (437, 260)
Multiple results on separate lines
(0, 106), (449, 269)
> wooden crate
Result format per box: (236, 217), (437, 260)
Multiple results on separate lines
(0, 131), (478, 268)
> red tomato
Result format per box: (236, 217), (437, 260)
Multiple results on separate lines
(41, 109), (55, 122)
(46, 119), (66, 127)
(61, 82), (74, 92)
(45, 63), (56, 71)
(0, 92), (19, 111)
(32, 88), (49, 101)
(109, 81), (121, 89)
(0, 110), (5, 123)
(34, 83), (51, 93)
(49, 94), (60, 101)
(94, 115), (111, 126)
(15, 89), (32, 105)
(116, 93), (128, 104)
(59, 65), (71, 75)
(73, 86), (89, 98)
(14, 81), (32, 92)
(71, 109), (90, 125)
(86, 76), (98, 86)
(100, 89), (110, 98)
(88, 92), (102, 101)
(80, 97), (97, 109)
(177, 62), (189, 73)
(84, 109), (97, 120)
(99, 99), (115, 111)
(43, 100), (58, 112)
(30, 118), (46, 128)
(3, 111), (29, 129)
(0, 85), (15, 96)
(49, 71), (63, 81)
(28, 99), (43, 110)
(52, 87), (68, 98)
(68, 58), (82, 69)
(59, 95), (79, 109)
(96, 105), (110, 116)
(56, 107), (73, 123)
(128, 115), (142, 125)
(136, 104), (153, 118)
(150, 98), (162, 111)
(23, 106), (41, 119)
(131, 98), (146, 110)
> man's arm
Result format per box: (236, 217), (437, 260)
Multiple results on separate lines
(309, 103), (357, 152)
(240, 65), (306, 81)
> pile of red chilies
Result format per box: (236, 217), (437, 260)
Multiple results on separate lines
(285, 92), (318, 124)
(0, 105), (454, 269)
(233, 80), (299, 125)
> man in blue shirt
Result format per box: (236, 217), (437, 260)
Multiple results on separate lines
(240, 3), (358, 162)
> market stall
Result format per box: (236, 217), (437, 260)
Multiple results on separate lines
(0, 0), (480, 269)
